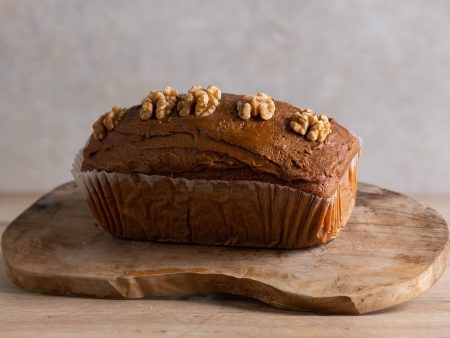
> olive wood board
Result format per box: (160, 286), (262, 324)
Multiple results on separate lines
(1, 182), (448, 315)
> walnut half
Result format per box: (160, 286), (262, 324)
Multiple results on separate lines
(177, 85), (221, 117)
(93, 106), (127, 140)
(290, 108), (332, 142)
(237, 92), (275, 120)
(140, 86), (178, 120)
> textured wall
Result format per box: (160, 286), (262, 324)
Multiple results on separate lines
(1, 0), (450, 193)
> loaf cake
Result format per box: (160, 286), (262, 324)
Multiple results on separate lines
(72, 85), (360, 249)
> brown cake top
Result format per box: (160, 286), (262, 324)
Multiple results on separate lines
(81, 91), (360, 197)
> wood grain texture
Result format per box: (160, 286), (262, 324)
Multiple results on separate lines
(1, 182), (448, 316)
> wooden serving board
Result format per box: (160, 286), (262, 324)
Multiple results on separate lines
(1, 182), (448, 314)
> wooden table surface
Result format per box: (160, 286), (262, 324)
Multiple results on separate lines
(1, 191), (450, 338)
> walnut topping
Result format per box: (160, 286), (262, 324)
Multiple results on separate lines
(177, 85), (221, 117)
(140, 86), (178, 120)
(237, 92), (275, 121)
(92, 115), (107, 140)
(290, 108), (332, 142)
(92, 106), (127, 140)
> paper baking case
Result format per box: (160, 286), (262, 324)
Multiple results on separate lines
(72, 150), (359, 249)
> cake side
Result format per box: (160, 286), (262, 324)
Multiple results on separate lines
(73, 150), (358, 249)
(81, 93), (360, 198)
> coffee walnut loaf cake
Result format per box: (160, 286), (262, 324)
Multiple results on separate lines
(72, 85), (361, 249)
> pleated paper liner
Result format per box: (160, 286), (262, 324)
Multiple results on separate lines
(72, 150), (358, 249)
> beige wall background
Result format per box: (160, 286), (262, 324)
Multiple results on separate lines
(1, 0), (449, 193)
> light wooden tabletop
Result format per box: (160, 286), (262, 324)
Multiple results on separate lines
(1, 191), (449, 338)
